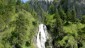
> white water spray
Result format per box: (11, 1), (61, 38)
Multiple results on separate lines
(37, 24), (48, 48)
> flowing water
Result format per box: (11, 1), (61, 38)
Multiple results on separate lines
(37, 24), (47, 48)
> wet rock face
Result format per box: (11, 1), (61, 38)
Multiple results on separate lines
(58, 0), (85, 16)
(45, 39), (53, 48)
(29, 0), (85, 16)
(79, 0), (85, 4)
(74, 0), (85, 13)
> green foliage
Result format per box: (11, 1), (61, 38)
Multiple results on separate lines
(71, 6), (77, 22)
(66, 10), (72, 22)
(58, 6), (67, 21)
(49, 3), (56, 14)
(0, 0), (38, 48)
(0, 10), (37, 48)
(66, 7), (77, 23)
(54, 10), (63, 33)
(44, 0), (85, 48)
(81, 15), (85, 23)
(0, 0), (85, 48)
(45, 14), (56, 30)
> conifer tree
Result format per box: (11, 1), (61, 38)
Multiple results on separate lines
(66, 9), (72, 22)
(71, 6), (77, 22)
(59, 6), (67, 21)
(53, 9), (63, 36)
(49, 3), (56, 14)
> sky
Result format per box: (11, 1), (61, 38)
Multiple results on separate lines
(22, 0), (28, 3)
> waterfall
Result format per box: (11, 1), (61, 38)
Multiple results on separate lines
(37, 24), (47, 48)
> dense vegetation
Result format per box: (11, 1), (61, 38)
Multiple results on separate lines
(0, 0), (38, 48)
(0, 0), (85, 48)
(44, 0), (85, 48)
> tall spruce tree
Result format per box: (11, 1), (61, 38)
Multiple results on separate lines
(59, 6), (67, 21)
(71, 6), (77, 22)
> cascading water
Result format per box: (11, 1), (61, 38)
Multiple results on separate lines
(37, 24), (48, 48)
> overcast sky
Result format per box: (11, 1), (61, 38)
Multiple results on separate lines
(22, 0), (28, 3)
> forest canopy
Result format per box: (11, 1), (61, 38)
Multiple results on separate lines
(0, 0), (85, 48)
